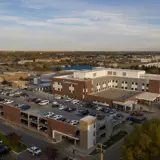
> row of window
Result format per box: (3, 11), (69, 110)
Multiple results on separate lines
(108, 71), (126, 76)
(96, 81), (149, 86)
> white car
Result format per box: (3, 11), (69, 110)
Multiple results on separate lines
(27, 146), (41, 156)
(55, 96), (61, 100)
(58, 105), (67, 110)
(96, 106), (103, 111)
(72, 100), (79, 104)
(70, 120), (79, 125)
(65, 99), (71, 102)
(15, 91), (22, 94)
(3, 99), (14, 104)
(43, 112), (54, 118)
(52, 101), (58, 105)
(53, 115), (63, 120)
(38, 100), (49, 106)
(9, 93), (15, 97)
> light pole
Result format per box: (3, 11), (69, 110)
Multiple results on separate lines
(96, 143), (106, 160)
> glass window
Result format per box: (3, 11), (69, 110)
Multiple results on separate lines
(93, 73), (96, 77)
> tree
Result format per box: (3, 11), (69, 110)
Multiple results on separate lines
(55, 66), (62, 72)
(7, 132), (22, 145)
(43, 145), (58, 160)
(1, 79), (8, 85)
(121, 119), (160, 160)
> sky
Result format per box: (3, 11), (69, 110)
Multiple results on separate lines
(0, 0), (160, 51)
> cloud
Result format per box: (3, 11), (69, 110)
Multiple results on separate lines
(0, 0), (160, 50)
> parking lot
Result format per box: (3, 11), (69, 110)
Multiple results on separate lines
(0, 88), (128, 128)
(0, 87), (129, 159)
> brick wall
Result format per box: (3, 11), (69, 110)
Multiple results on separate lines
(149, 80), (160, 93)
(3, 104), (21, 124)
(47, 118), (77, 137)
(52, 78), (92, 100)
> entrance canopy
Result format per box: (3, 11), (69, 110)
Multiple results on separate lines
(135, 92), (160, 102)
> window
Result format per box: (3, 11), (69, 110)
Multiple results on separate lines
(93, 73), (96, 77)
(125, 81), (127, 84)
(122, 87), (124, 89)
(125, 87), (127, 89)
(113, 80), (114, 82)
(142, 83), (145, 86)
(93, 131), (96, 136)
(135, 88), (138, 91)
(123, 72), (126, 76)
(116, 80), (118, 83)
(131, 88), (134, 90)
(93, 139), (96, 145)
(135, 82), (138, 85)
(142, 89), (144, 91)
(122, 81), (124, 83)
(108, 71), (112, 75)
(147, 84), (149, 87)
(132, 82), (134, 84)
(115, 86), (117, 88)
(113, 72), (116, 75)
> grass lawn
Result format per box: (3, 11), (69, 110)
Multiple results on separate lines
(0, 132), (27, 153)
(90, 131), (127, 155)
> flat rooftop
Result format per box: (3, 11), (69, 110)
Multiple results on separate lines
(136, 92), (160, 101)
(20, 104), (82, 121)
(91, 88), (139, 101)
(80, 115), (96, 122)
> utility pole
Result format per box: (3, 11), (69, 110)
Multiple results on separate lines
(96, 143), (106, 160)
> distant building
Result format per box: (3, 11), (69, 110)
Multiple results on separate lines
(139, 62), (160, 68)
(17, 60), (34, 64)
(52, 68), (160, 111)
(0, 72), (30, 83)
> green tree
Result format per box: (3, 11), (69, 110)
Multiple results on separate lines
(121, 119), (160, 160)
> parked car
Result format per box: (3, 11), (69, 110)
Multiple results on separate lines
(0, 98), (4, 102)
(89, 112), (97, 116)
(96, 106), (103, 111)
(3, 99), (14, 104)
(65, 119), (71, 123)
(27, 97), (37, 102)
(35, 99), (42, 104)
(70, 120), (79, 125)
(0, 145), (11, 157)
(59, 117), (66, 122)
(52, 102), (59, 107)
(27, 146), (41, 156)
(55, 96), (61, 100)
(52, 101), (58, 105)
(20, 105), (31, 111)
(59, 105), (67, 110)
(64, 107), (76, 112)
(38, 100), (49, 106)
(72, 100), (79, 104)
(43, 112), (54, 118)
(20, 93), (29, 97)
(77, 110), (89, 117)
(53, 115), (63, 120)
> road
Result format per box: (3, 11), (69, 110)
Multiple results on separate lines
(0, 121), (88, 160)
(0, 121), (50, 160)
